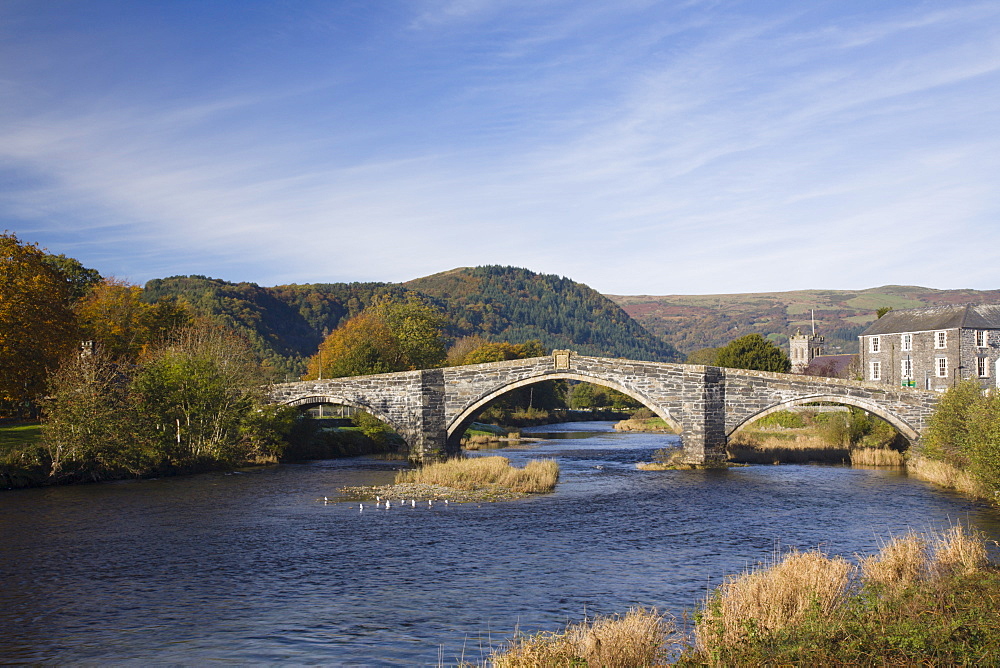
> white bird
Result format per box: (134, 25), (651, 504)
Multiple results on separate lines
(444, 499), (449, 505)
(359, 503), (364, 512)
(428, 499), (433, 507)
(323, 496), (328, 504)
(411, 499), (416, 508)
(386, 501), (391, 510)
(376, 495), (381, 503)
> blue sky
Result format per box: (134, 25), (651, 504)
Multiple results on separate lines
(3, 1), (999, 295)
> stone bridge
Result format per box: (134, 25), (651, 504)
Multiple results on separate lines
(269, 351), (940, 463)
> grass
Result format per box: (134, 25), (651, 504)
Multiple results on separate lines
(483, 526), (1000, 666)
(905, 455), (987, 499)
(395, 455), (559, 494)
(0, 423), (42, 455)
(727, 432), (851, 464)
(488, 608), (676, 668)
(850, 446), (905, 467)
(614, 417), (677, 433)
(679, 525), (997, 666)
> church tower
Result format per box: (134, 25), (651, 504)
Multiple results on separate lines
(789, 328), (824, 374)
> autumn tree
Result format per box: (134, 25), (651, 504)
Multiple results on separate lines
(0, 232), (79, 417)
(714, 333), (791, 373)
(304, 293), (447, 379)
(452, 338), (547, 365)
(75, 278), (191, 360)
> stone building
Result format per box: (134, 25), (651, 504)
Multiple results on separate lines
(858, 305), (1000, 391)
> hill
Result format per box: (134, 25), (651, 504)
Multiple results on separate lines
(607, 285), (1000, 356)
(404, 266), (680, 361)
(141, 267), (680, 378)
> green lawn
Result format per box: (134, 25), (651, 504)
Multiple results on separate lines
(0, 423), (41, 455)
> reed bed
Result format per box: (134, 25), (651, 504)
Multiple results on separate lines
(490, 608), (675, 668)
(395, 455), (558, 494)
(905, 455), (986, 498)
(727, 432), (850, 464)
(694, 549), (852, 651)
(685, 525), (997, 666)
(849, 447), (905, 467)
(461, 432), (521, 450)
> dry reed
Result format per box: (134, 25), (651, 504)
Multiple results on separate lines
(728, 433), (850, 464)
(860, 524), (988, 589)
(395, 455), (559, 494)
(906, 456), (985, 497)
(491, 608), (674, 668)
(850, 447), (905, 467)
(695, 549), (852, 651)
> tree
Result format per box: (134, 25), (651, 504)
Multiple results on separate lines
(303, 293), (448, 379)
(75, 278), (191, 360)
(369, 293), (447, 370)
(714, 334), (791, 373)
(42, 253), (102, 301)
(0, 232), (79, 416)
(131, 323), (272, 465)
(43, 351), (154, 480)
(457, 339), (547, 365)
(686, 347), (720, 366)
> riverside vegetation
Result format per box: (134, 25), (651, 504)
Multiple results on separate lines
(488, 525), (1000, 666)
(340, 455), (560, 503)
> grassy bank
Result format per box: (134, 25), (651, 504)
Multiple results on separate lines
(486, 526), (1000, 666)
(0, 423), (48, 489)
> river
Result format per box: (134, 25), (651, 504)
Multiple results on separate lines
(2, 422), (998, 665)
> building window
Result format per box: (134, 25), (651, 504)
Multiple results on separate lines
(978, 357), (989, 378)
(871, 360), (881, 381)
(901, 333), (912, 351)
(901, 358), (913, 379)
(935, 331), (947, 349)
(975, 330), (987, 347)
(936, 357), (948, 378)
(870, 336), (880, 353)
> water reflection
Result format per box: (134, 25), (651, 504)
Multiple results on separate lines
(1, 422), (997, 665)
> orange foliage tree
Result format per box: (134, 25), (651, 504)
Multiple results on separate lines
(75, 278), (191, 360)
(0, 232), (79, 416)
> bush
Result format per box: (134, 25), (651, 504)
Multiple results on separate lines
(919, 380), (1000, 498)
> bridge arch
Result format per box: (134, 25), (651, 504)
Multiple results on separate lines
(446, 371), (683, 442)
(279, 394), (409, 438)
(728, 393), (920, 443)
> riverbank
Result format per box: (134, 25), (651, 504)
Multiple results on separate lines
(488, 525), (1000, 666)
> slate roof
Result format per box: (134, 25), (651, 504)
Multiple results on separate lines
(803, 354), (856, 378)
(861, 304), (1000, 336)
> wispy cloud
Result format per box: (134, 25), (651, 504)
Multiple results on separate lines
(2, 1), (999, 294)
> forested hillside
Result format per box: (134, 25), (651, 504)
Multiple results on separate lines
(608, 286), (1000, 356)
(141, 267), (679, 378)
(405, 266), (679, 362)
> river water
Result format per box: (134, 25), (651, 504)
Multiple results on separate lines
(2, 422), (999, 665)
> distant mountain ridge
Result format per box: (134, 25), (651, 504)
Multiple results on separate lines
(607, 285), (1000, 356)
